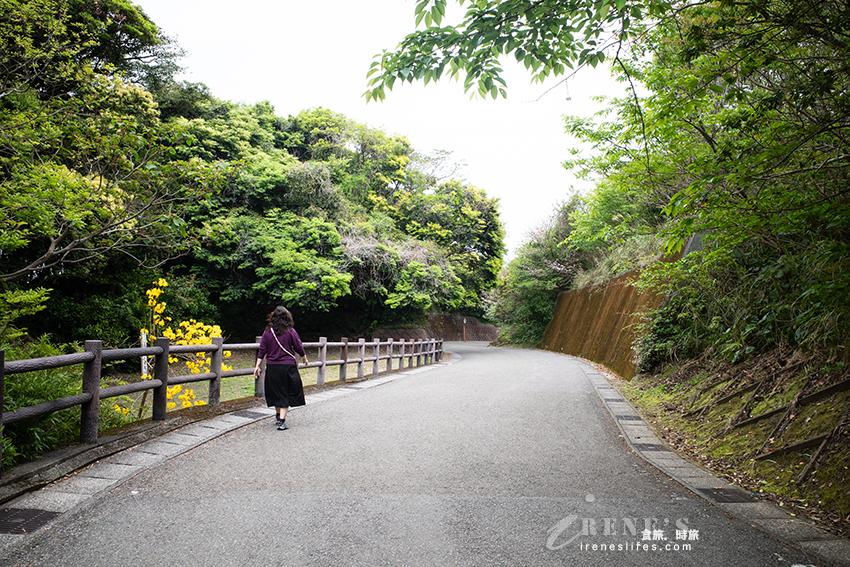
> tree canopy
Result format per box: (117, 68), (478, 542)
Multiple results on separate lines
(1, 0), (507, 346)
(365, 0), (676, 100)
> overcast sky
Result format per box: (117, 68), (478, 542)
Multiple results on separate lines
(136, 0), (623, 257)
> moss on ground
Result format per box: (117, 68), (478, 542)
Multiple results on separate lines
(615, 349), (850, 539)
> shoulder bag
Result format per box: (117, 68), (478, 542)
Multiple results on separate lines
(271, 329), (299, 361)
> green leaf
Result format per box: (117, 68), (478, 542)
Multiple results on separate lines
(431, 6), (443, 26)
(414, 0), (430, 15)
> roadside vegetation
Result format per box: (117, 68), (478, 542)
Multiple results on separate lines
(619, 350), (850, 539)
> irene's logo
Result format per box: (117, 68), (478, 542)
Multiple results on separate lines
(546, 494), (699, 552)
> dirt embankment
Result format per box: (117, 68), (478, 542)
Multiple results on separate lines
(541, 267), (663, 379)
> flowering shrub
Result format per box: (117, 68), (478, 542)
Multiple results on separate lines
(166, 384), (200, 410)
(112, 403), (131, 417)
(139, 279), (232, 411)
(162, 319), (232, 375)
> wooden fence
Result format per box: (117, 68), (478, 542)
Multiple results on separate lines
(0, 336), (443, 475)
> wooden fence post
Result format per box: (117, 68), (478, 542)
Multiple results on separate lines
(209, 337), (223, 407)
(357, 338), (366, 379)
(1, 349), (4, 478)
(386, 339), (394, 373)
(416, 340), (422, 367)
(398, 339), (405, 371)
(152, 337), (170, 421)
(317, 337), (327, 386)
(372, 338), (380, 376)
(80, 340), (102, 444)
(340, 337), (348, 382)
(408, 339), (415, 369)
(254, 335), (264, 398)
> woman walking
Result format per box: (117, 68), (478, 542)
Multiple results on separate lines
(254, 306), (308, 430)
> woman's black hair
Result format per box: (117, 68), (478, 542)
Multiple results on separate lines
(266, 306), (294, 334)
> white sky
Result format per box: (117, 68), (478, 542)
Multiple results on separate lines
(136, 0), (624, 257)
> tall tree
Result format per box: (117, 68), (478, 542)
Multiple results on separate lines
(0, 0), (227, 339)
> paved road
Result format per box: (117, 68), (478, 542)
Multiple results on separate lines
(0, 343), (840, 566)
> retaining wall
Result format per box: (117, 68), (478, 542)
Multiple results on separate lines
(373, 313), (499, 343)
(540, 268), (664, 379)
(540, 235), (706, 379)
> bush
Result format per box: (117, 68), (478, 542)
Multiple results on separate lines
(634, 238), (850, 372)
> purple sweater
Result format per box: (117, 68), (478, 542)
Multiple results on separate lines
(257, 327), (305, 365)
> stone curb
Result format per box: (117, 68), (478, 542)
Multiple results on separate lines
(0, 355), (458, 549)
(578, 360), (850, 567)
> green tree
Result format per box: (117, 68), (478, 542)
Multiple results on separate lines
(0, 0), (227, 341)
(275, 107), (351, 162)
(365, 0), (675, 101)
(0, 76), (228, 284)
(191, 209), (352, 312)
(342, 124), (413, 204)
(377, 179), (505, 312)
(385, 0), (849, 357)
(566, 0), (850, 361)
(340, 222), (464, 323)
(161, 94), (504, 332)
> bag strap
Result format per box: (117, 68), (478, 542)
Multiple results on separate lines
(271, 329), (298, 360)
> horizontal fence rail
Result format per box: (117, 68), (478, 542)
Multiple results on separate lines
(0, 336), (443, 476)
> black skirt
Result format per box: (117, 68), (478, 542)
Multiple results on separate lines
(264, 364), (305, 408)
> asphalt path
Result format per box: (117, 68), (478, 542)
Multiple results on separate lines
(0, 343), (834, 566)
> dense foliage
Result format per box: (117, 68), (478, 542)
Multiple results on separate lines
(0, 0), (506, 350)
(592, 0), (850, 367)
(0, 0), (505, 466)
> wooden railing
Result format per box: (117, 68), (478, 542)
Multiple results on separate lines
(0, 336), (443, 474)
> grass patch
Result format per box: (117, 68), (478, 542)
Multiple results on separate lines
(749, 376), (807, 417)
(779, 392), (850, 446)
